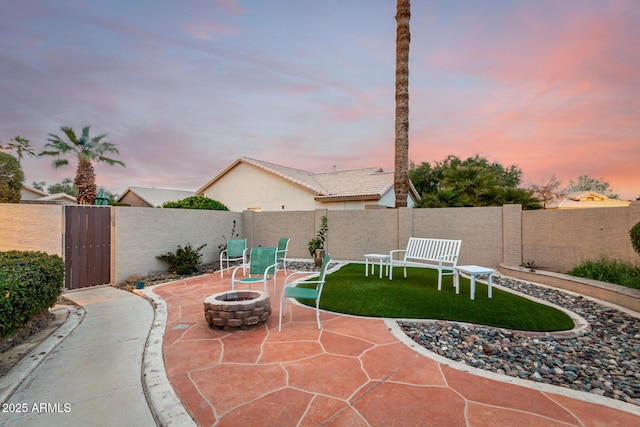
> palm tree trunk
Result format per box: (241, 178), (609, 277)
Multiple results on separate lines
(394, 0), (411, 208)
(74, 157), (97, 205)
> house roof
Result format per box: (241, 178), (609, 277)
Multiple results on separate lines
(196, 157), (419, 202)
(20, 184), (78, 205)
(117, 187), (195, 207)
(547, 191), (630, 209)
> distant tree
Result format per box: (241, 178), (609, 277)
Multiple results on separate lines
(47, 178), (78, 197)
(0, 136), (36, 165)
(409, 155), (533, 208)
(418, 189), (470, 208)
(527, 175), (564, 209)
(394, 0), (411, 208)
(478, 187), (542, 210)
(31, 181), (46, 191)
(409, 161), (440, 195)
(40, 126), (124, 205)
(0, 153), (24, 203)
(565, 175), (618, 199)
(162, 195), (229, 210)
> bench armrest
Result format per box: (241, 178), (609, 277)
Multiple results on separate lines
(389, 249), (406, 261)
(438, 253), (459, 262)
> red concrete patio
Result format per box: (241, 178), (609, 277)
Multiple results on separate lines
(151, 268), (640, 426)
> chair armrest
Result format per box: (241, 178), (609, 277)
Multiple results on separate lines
(389, 249), (406, 261)
(262, 263), (278, 278)
(231, 263), (246, 280)
(284, 271), (316, 286)
(220, 249), (228, 258)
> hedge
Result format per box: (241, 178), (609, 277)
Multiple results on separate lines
(0, 251), (65, 339)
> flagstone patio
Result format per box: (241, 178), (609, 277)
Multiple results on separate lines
(150, 269), (640, 426)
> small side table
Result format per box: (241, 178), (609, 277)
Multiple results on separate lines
(454, 265), (495, 300)
(364, 254), (390, 279)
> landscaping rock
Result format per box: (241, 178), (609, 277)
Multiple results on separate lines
(399, 275), (640, 408)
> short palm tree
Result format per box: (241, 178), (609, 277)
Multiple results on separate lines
(41, 126), (124, 205)
(0, 136), (36, 165)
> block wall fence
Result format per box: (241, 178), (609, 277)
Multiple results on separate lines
(1, 202), (638, 286)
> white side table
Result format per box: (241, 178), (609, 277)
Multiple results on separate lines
(454, 265), (495, 300)
(364, 254), (390, 279)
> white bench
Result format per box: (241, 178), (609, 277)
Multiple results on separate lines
(389, 237), (462, 289)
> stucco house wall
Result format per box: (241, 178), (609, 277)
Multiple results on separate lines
(201, 163), (321, 211)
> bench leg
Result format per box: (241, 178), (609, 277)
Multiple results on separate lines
(488, 273), (493, 298)
(470, 274), (476, 300)
(454, 270), (460, 294)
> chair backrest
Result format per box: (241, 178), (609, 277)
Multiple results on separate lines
(318, 254), (332, 284)
(249, 247), (277, 275)
(227, 239), (247, 257)
(277, 238), (290, 255)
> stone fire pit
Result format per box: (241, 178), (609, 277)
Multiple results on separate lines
(204, 290), (271, 331)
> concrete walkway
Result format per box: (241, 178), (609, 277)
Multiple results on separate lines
(0, 286), (157, 427)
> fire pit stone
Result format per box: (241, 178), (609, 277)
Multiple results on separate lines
(204, 290), (271, 331)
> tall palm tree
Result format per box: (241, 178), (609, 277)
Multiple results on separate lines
(41, 126), (124, 205)
(394, 0), (411, 208)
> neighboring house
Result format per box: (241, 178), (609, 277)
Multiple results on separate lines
(196, 157), (419, 211)
(20, 184), (78, 205)
(547, 191), (630, 209)
(117, 186), (195, 207)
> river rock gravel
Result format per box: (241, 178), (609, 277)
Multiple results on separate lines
(399, 275), (640, 407)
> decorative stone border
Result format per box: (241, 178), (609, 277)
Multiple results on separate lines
(204, 290), (271, 331)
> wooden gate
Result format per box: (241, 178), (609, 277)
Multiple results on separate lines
(64, 206), (111, 290)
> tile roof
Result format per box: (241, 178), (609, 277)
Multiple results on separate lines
(547, 191), (630, 209)
(230, 157), (410, 201)
(118, 187), (194, 207)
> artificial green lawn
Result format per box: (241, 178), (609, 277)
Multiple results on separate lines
(297, 263), (574, 332)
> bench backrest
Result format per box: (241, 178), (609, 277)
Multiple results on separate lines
(405, 237), (461, 264)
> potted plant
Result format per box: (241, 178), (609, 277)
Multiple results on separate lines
(308, 215), (327, 267)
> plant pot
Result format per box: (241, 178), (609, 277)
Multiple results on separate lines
(314, 249), (325, 267)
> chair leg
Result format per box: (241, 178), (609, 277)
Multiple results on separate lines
(315, 301), (321, 329)
(278, 294), (286, 332)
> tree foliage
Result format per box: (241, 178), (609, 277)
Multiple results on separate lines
(565, 175), (618, 199)
(409, 155), (538, 209)
(47, 178), (78, 197)
(162, 195), (229, 210)
(527, 175), (564, 209)
(0, 136), (36, 165)
(40, 126), (124, 205)
(630, 222), (640, 257)
(0, 153), (24, 203)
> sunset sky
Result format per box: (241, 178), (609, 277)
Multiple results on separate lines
(1, 0), (638, 200)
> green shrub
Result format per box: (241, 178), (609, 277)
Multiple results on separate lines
(0, 251), (65, 338)
(630, 221), (640, 256)
(157, 243), (207, 275)
(308, 215), (327, 256)
(162, 195), (229, 210)
(568, 257), (640, 290)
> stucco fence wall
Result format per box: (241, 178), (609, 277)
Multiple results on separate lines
(0, 204), (64, 256)
(113, 207), (242, 284)
(522, 203), (640, 272)
(1, 202), (638, 288)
